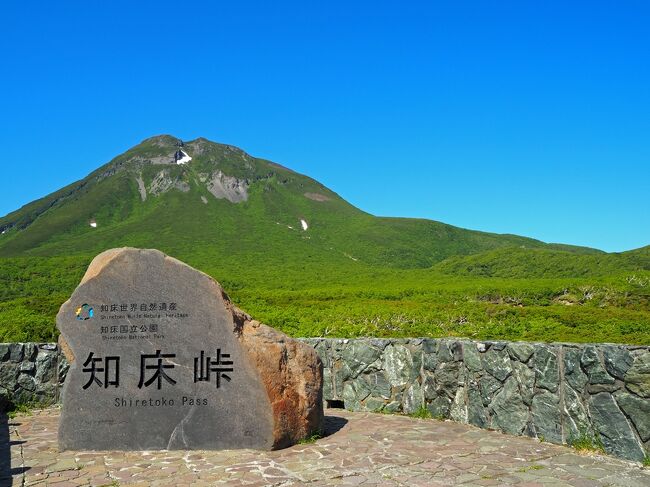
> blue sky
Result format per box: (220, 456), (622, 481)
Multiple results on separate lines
(2, 1), (648, 252)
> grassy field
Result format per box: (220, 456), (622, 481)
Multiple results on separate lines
(1, 254), (648, 345)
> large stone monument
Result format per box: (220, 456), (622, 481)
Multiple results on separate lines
(57, 248), (323, 450)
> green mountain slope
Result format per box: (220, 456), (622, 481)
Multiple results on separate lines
(1, 135), (648, 345)
(433, 247), (650, 278)
(0, 135), (601, 267)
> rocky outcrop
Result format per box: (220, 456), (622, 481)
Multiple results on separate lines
(205, 170), (249, 203)
(148, 169), (190, 195)
(136, 174), (147, 201)
(238, 320), (323, 449)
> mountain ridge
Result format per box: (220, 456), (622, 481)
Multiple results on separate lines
(1, 134), (630, 267)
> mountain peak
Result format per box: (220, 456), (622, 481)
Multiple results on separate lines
(125, 135), (254, 167)
(1, 135), (627, 274)
(140, 134), (179, 148)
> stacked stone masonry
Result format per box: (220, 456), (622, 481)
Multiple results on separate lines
(300, 338), (650, 463)
(0, 343), (67, 410)
(0, 339), (648, 463)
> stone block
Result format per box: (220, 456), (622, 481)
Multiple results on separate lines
(581, 346), (615, 385)
(489, 376), (528, 435)
(403, 381), (424, 414)
(57, 248), (323, 450)
(507, 342), (535, 363)
(588, 392), (645, 462)
(426, 395), (451, 418)
(438, 340), (462, 362)
(615, 391), (650, 442)
(479, 373), (502, 406)
(462, 342), (483, 372)
(0, 344), (9, 361)
(35, 351), (57, 383)
(533, 346), (559, 393)
(562, 383), (592, 441)
(363, 371), (392, 399)
(383, 344), (418, 387)
(482, 347), (512, 382)
(435, 361), (461, 399)
(341, 340), (381, 378)
(625, 352), (650, 398)
(512, 361), (534, 406)
(8, 343), (23, 362)
(603, 346), (633, 380)
(0, 362), (19, 390)
(531, 391), (561, 444)
(467, 386), (487, 428)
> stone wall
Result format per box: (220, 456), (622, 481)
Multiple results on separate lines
(1, 339), (648, 463)
(300, 338), (650, 462)
(0, 343), (67, 410)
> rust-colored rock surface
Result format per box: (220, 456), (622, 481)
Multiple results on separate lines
(238, 319), (324, 448)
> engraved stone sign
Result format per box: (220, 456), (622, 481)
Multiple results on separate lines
(57, 248), (323, 450)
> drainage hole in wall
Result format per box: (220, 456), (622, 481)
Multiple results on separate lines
(326, 400), (345, 409)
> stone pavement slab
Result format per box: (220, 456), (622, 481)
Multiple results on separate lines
(2, 407), (649, 486)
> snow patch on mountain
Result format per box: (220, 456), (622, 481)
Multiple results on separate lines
(300, 219), (309, 231)
(175, 150), (192, 165)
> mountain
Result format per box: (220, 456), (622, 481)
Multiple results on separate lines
(0, 135), (611, 268)
(1, 135), (649, 345)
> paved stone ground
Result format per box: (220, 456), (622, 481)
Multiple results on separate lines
(2, 407), (649, 486)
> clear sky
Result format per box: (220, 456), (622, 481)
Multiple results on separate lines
(2, 1), (648, 252)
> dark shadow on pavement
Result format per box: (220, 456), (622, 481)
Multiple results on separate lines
(323, 415), (348, 437)
(0, 413), (30, 484)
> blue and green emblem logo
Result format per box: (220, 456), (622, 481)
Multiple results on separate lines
(75, 304), (94, 320)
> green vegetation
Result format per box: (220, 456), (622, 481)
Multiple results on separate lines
(297, 431), (323, 444)
(7, 403), (33, 419)
(0, 135), (648, 344)
(643, 455), (650, 467)
(569, 429), (605, 454)
(5, 399), (52, 419)
(408, 406), (433, 419)
(1, 255), (649, 344)
(0, 256), (89, 341)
